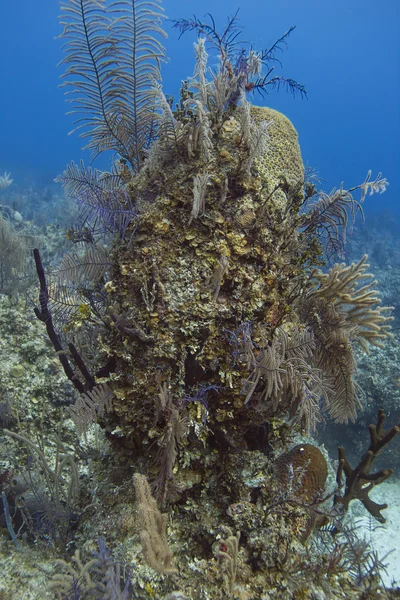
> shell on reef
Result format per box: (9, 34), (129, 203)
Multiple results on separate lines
(274, 444), (328, 502)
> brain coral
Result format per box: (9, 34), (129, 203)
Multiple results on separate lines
(274, 444), (328, 502)
(250, 105), (304, 209)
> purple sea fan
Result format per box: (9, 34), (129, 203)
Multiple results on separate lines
(75, 186), (137, 243)
(56, 160), (137, 243)
(183, 384), (221, 424)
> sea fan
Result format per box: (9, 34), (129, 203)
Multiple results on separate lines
(56, 161), (137, 241)
(57, 245), (112, 285)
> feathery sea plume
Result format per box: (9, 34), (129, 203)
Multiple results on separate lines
(58, 0), (167, 170)
(182, 38), (214, 159)
(134, 472), (177, 573)
(239, 91), (273, 174)
(190, 172), (210, 222)
(242, 326), (331, 434)
(151, 82), (185, 160)
(298, 256), (393, 423)
(300, 171), (388, 260)
(67, 383), (114, 438)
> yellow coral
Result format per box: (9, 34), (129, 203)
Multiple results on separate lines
(250, 106), (304, 209)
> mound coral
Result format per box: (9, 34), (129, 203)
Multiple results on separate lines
(274, 444), (328, 503)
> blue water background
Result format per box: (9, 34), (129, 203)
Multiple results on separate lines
(0, 0), (398, 216)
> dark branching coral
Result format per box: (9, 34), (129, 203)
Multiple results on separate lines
(33, 248), (116, 394)
(334, 409), (400, 523)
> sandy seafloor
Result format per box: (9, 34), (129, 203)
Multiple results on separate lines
(351, 477), (400, 588)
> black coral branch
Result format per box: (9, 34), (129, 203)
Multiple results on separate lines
(301, 184), (364, 260)
(173, 10), (306, 113)
(300, 172), (388, 260)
